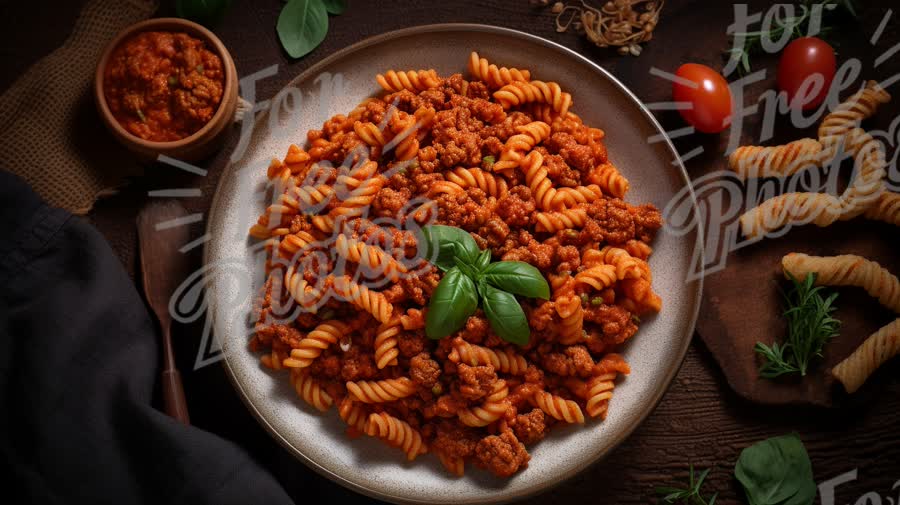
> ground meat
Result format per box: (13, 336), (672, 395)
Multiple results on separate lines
(555, 245), (580, 274)
(339, 347), (378, 381)
(397, 330), (428, 357)
(436, 192), (494, 231)
(432, 420), (480, 458)
(495, 186), (535, 229)
(399, 269), (440, 306)
(566, 345), (595, 377)
(456, 363), (497, 401)
(632, 203), (663, 243)
(410, 353), (441, 388)
(372, 187), (410, 218)
(263, 324), (303, 348)
(513, 409), (549, 445)
(546, 132), (594, 172)
(583, 198), (636, 245)
(458, 315), (490, 345)
(478, 217), (511, 251)
(537, 148), (581, 187)
(583, 304), (638, 347)
(527, 301), (556, 332)
(425, 394), (464, 418)
(474, 431), (530, 477)
(308, 353), (341, 379)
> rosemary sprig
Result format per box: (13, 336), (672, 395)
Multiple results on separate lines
(725, 0), (857, 74)
(755, 272), (841, 379)
(656, 465), (718, 505)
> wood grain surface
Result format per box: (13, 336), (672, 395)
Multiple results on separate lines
(2, 0), (899, 503)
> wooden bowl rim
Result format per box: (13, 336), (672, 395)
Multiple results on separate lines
(93, 17), (238, 149)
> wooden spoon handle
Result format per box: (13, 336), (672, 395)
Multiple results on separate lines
(161, 369), (190, 424)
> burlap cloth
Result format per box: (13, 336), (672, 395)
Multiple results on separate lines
(0, 0), (158, 214)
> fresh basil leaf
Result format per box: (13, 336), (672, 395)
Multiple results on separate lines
(453, 257), (479, 280)
(421, 225), (480, 270)
(735, 434), (816, 505)
(481, 284), (530, 346)
(425, 267), (478, 339)
(277, 0), (329, 59)
(475, 249), (492, 272)
(481, 261), (550, 300)
(320, 0), (347, 14)
(175, 0), (232, 26)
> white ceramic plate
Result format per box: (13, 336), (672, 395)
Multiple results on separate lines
(205, 24), (702, 505)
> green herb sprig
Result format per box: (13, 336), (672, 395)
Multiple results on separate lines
(658, 434), (817, 505)
(420, 225), (549, 345)
(277, 0), (347, 59)
(754, 272), (840, 379)
(656, 465), (718, 505)
(725, 0), (857, 74)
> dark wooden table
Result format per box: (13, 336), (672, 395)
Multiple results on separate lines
(3, 1), (899, 503)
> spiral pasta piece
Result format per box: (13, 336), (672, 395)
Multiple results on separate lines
(332, 275), (393, 324)
(346, 377), (416, 403)
(818, 80), (891, 145)
(338, 396), (369, 436)
(520, 102), (581, 127)
(585, 373), (617, 418)
(365, 412), (427, 460)
(457, 380), (509, 427)
(832, 318), (900, 394)
(552, 184), (604, 208)
(534, 207), (587, 233)
(449, 339), (529, 375)
(437, 451), (465, 477)
(284, 265), (322, 309)
(374, 316), (401, 369)
(290, 369), (333, 412)
(376, 69), (441, 93)
(335, 234), (407, 282)
(586, 163), (629, 198)
(532, 391), (584, 423)
(277, 231), (317, 260)
(585, 246), (642, 280)
(493, 80), (572, 117)
(493, 121), (551, 172)
(727, 138), (824, 179)
(863, 191), (900, 226)
(427, 180), (467, 198)
(836, 127), (887, 219)
(620, 277), (662, 313)
(623, 239), (652, 260)
(739, 192), (841, 239)
(354, 121), (387, 147)
(520, 150), (559, 210)
(283, 320), (349, 369)
(467, 51), (531, 89)
(574, 264), (618, 291)
(445, 167), (509, 199)
(781, 253), (900, 313)
(555, 294), (585, 345)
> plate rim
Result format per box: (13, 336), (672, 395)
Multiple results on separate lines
(204, 22), (705, 505)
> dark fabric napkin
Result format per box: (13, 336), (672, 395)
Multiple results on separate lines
(0, 170), (294, 505)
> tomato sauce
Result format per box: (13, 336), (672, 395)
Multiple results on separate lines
(103, 31), (224, 142)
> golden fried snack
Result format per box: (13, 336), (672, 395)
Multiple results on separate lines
(832, 318), (900, 393)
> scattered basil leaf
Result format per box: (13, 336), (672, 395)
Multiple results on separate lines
(425, 267), (478, 339)
(475, 249), (492, 272)
(175, 0), (232, 26)
(277, 0), (329, 59)
(421, 225), (480, 270)
(735, 434), (816, 505)
(320, 0), (347, 14)
(481, 261), (550, 300)
(453, 256), (480, 281)
(481, 283), (530, 346)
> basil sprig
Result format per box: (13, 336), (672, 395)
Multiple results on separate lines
(421, 225), (549, 345)
(276, 0), (347, 59)
(735, 434), (816, 505)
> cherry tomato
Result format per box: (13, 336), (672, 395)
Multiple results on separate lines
(672, 63), (732, 134)
(778, 37), (836, 110)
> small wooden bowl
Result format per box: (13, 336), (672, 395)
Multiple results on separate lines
(94, 18), (238, 162)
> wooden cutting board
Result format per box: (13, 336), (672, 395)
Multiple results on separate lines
(696, 214), (898, 407)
